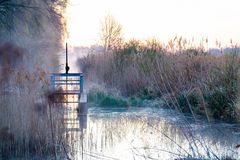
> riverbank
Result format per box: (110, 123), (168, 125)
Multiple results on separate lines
(87, 88), (240, 124)
(79, 38), (240, 123)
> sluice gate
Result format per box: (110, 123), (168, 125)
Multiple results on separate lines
(50, 43), (87, 132)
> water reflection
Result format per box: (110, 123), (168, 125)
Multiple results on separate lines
(65, 107), (240, 160)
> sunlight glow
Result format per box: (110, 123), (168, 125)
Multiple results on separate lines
(66, 0), (240, 47)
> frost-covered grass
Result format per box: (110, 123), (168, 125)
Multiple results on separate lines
(79, 38), (240, 122)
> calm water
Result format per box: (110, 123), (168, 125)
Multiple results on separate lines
(63, 105), (240, 160)
(59, 36), (240, 160)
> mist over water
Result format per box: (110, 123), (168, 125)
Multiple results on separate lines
(64, 106), (240, 160)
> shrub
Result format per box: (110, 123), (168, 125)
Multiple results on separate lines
(204, 90), (235, 121)
(88, 89), (128, 107)
(128, 97), (144, 107)
(79, 39), (240, 121)
(100, 96), (128, 107)
(177, 92), (200, 113)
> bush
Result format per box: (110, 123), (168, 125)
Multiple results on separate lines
(79, 39), (240, 122)
(88, 89), (128, 107)
(100, 96), (128, 107)
(204, 90), (235, 121)
(128, 97), (144, 107)
(177, 92), (200, 113)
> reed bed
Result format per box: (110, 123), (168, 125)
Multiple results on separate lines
(0, 44), (66, 159)
(0, 0), (68, 158)
(78, 38), (240, 122)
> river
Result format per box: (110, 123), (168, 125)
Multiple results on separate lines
(63, 104), (240, 160)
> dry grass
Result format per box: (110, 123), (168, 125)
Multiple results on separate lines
(78, 39), (240, 122)
(0, 43), (67, 158)
(0, 0), (68, 158)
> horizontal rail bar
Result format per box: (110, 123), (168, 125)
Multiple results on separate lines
(53, 101), (80, 103)
(64, 123), (80, 125)
(53, 80), (80, 82)
(54, 90), (81, 92)
(64, 128), (81, 132)
(54, 92), (81, 95)
(51, 73), (83, 77)
(64, 117), (80, 120)
(53, 83), (80, 85)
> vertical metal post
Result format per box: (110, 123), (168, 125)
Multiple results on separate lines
(80, 74), (84, 93)
(65, 43), (70, 74)
(66, 43), (68, 66)
(50, 75), (55, 92)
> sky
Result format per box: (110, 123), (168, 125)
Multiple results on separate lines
(66, 0), (240, 47)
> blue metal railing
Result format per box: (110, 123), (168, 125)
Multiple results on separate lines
(50, 73), (84, 94)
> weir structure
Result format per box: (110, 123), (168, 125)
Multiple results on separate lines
(50, 43), (88, 131)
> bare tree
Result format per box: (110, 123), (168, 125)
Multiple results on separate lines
(0, 0), (67, 39)
(100, 14), (123, 52)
